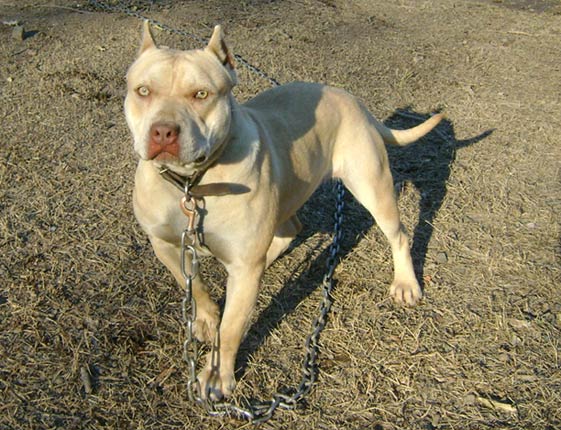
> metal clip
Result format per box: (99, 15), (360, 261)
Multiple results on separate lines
(180, 195), (198, 233)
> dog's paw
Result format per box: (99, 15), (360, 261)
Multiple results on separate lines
(192, 300), (219, 343)
(390, 279), (422, 306)
(197, 365), (236, 401)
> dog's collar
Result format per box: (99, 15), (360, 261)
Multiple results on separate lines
(159, 167), (249, 198)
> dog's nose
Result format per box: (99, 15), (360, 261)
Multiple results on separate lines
(150, 122), (179, 145)
(148, 122), (180, 159)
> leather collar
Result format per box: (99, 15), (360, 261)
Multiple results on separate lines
(159, 167), (250, 198)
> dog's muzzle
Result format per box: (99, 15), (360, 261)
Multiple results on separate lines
(147, 122), (181, 160)
(147, 121), (209, 165)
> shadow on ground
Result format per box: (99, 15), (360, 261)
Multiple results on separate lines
(235, 109), (494, 383)
(385, 109), (494, 276)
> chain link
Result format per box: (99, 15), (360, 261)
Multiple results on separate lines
(87, 0), (345, 421)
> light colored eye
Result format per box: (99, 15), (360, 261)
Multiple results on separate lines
(137, 86), (150, 97)
(194, 90), (208, 100)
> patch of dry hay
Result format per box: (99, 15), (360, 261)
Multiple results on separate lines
(1, 0), (560, 429)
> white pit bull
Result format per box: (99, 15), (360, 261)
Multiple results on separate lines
(125, 22), (443, 399)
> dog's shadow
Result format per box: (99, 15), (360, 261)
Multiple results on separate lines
(235, 109), (493, 383)
(385, 109), (494, 273)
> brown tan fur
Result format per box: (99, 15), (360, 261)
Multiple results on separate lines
(125, 22), (443, 399)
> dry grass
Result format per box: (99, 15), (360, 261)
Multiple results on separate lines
(1, 0), (560, 429)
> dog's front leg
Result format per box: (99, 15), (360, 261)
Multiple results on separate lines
(149, 235), (219, 343)
(198, 260), (264, 400)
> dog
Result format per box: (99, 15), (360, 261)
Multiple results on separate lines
(125, 22), (443, 400)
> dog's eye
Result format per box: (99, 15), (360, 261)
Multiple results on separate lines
(137, 86), (150, 97)
(194, 90), (208, 100)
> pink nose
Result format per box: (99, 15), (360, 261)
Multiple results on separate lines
(147, 122), (180, 159)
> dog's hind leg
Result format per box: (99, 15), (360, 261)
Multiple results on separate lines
(265, 215), (302, 268)
(339, 148), (422, 305)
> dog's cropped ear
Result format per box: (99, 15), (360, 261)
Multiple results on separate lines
(139, 20), (157, 55)
(205, 25), (235, 69)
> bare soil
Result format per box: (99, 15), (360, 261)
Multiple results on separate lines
(1, 0), (560, 429)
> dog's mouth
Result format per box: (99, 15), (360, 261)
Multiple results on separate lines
(147, 147), (210, 178)
(153, 151), (178, 162)
(152, 152), (206, 164)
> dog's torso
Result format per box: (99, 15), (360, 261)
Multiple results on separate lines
(134, 82), (386, 265)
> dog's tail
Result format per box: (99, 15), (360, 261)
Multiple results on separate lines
(377, 113), (444, 146)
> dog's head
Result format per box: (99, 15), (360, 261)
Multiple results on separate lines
(125, 22), (237, 175)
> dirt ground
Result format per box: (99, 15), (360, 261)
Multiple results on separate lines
(1, 0), (560, 429)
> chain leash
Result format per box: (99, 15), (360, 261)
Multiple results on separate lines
(179, 190), (201, 403)
(86, 0), (281, 87)
(87, 0), (345, 421)
(179, 180), (345, 423)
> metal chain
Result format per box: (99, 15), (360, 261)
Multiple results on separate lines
(179, 180), (345, 423)
(179, 190), (201, 403)
(86, 0), (281, 87)
(87, 0), (345, 422)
